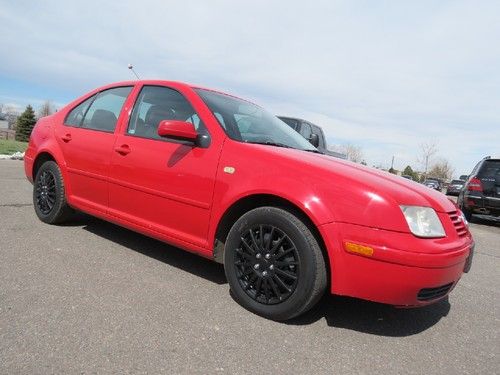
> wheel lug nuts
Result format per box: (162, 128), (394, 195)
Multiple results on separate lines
(269, 265), (274, 270)
(256, 253), (262, 259)
(254, 264), (260, 270)
(265, 253), (271, 260)
(262, 271), (268, 276)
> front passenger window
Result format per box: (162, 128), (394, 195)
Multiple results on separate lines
(127, 85), (206, 140)
(81, 86), (132, 132)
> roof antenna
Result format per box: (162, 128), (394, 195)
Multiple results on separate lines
(127, 63), (141, 80)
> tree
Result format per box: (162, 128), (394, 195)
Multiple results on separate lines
(417, 142), (438, 179)
(38, 100), (55, 118)
(428, 158), (455, 181)
(329, 143), (364, 163)
(402, 165), (419, 180)
(15, 105), (37, 142)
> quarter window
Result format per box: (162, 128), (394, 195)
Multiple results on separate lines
(64, 95), (96, 127)
(127, 86), (205, 140)
(81, 86), (132, 132)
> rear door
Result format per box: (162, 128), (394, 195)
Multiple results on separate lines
(55, 86), (133, 212)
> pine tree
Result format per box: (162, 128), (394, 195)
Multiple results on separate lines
(15, 105), (37, 142)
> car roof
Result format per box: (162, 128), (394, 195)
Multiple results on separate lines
(100, 80), (250, 103)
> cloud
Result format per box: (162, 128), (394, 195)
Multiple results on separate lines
(0, 0), (499, 174)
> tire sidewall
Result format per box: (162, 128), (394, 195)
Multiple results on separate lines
(224, 207), (320, 320)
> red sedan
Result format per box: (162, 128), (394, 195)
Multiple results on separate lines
(24, 80), (474, 321)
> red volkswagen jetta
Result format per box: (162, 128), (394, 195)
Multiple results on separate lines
(25, 80), (474, 320)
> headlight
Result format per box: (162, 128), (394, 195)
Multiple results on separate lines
(400, 206), (445, 238)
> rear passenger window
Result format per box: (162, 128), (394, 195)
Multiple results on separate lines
(81, 87), (132, 132)
(64, 95), (96, 127)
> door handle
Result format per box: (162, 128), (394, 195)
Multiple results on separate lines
(114, 144), (131, 155)
(61, 133), (72, 142)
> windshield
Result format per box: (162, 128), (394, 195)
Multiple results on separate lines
(195, 89), (317, 151)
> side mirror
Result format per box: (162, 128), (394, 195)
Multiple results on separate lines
(158, 120), (198, 142)
(309, 133), (320, 148)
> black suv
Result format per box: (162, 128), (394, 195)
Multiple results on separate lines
(277, 116), (346, 158)
(458, 156), (500, 221)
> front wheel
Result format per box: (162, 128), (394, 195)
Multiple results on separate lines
(33, 161), (73, 224)
(224, 207), (327, 321)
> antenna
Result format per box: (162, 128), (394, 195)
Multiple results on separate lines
(127, 64), (141, 80)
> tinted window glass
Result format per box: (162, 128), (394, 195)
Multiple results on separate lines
(82, 86), (132, 132)
(65, 95), (96, 127)
(127, 86), (205, 140)
(478, 160), (500, 179)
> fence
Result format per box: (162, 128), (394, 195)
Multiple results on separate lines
(0, 129), (16, 140)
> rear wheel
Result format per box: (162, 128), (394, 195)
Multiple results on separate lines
(224, 207), (327, 321)
(33, 161), (73, 224)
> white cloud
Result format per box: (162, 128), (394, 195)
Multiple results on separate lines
(0, 0), (499, 175)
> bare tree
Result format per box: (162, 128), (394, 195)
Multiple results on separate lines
(329, 143), (364, 163)
(3, 105), (20, 130)
(38, 100), (55, 118)
(428, 158), (455, 181)
(417, 142), (438, 179)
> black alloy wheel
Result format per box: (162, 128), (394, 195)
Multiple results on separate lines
(33, 161), (73, 224)
(35, 170), (57, 215)
(234, 225), (300, 305)
(225, 207), (327, 321)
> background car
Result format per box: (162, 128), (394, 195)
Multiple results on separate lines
(446, 179), (465, 196)
(277, 116), (346, 158)
(458, 156), (500, 221)
(423, 178), (442, 191)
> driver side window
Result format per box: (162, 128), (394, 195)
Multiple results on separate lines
(127, 85), (205, 140)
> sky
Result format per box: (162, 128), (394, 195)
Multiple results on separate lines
(0, 0), (498, 175)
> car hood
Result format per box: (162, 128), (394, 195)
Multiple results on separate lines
(251, 145), (458, 231)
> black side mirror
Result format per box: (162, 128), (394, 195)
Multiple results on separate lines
(309, 133), (319, 148)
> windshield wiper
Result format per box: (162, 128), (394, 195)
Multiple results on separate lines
(246, 141), (294, 149)
(303, 149), (321, 154)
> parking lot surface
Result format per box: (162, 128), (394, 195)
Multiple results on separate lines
(1, 160), (499, 374)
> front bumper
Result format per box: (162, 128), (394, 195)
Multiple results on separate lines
(319, 222), (473, 306)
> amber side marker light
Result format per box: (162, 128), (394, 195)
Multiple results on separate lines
(344, 242), (374, 257)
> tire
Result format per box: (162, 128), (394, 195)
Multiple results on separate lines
(33, 161), (73, 224)
(224, 207), (327, 321)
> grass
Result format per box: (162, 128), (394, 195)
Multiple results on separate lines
(0, 139), (28, 155)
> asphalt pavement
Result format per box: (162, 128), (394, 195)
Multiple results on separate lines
(1, 160), (499, 374)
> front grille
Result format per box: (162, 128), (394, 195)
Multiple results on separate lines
(449, 211), (468, 237)
(417, 283), (454, 301)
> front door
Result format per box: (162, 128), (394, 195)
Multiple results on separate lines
(108, 85), (222, 249)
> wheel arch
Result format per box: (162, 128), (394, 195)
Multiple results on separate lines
(32, 151), (57, 180)
(212, 193), (331, 286)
